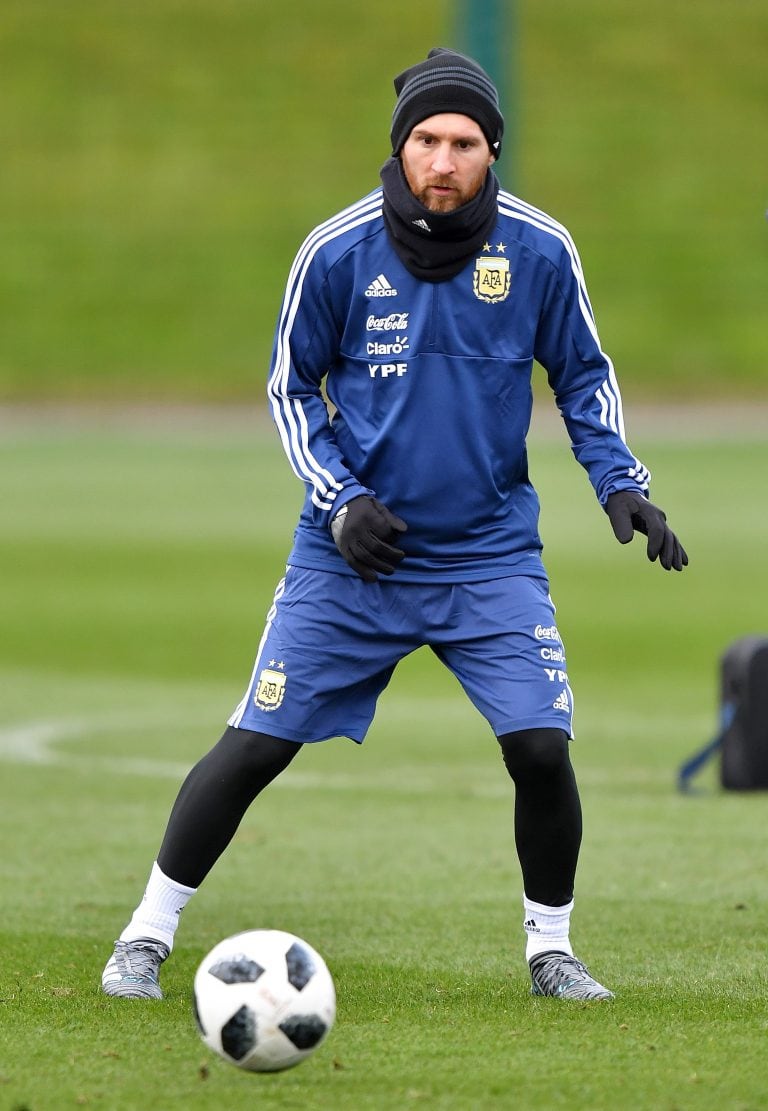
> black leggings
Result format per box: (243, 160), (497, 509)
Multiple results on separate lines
(157, 726), (301, 888)
(497, 727), (582, 907)
(157, 724), (581, 907)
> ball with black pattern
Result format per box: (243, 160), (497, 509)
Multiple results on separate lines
(193, 929), (336, 1072)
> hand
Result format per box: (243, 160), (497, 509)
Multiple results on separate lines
(331, 496), (407, 582)
(605, 490), (688, 572)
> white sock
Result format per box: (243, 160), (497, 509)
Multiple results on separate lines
(119, 861), (197, 951)
(523, 894), (574, 961)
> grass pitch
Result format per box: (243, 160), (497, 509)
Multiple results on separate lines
(1, 409), (767, 1110)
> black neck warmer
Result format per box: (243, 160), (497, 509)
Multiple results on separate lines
(379, 156), (499, 283)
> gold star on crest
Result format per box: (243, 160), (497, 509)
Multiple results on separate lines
(482, 241), (492, 252)
(496, 242), (506, 253)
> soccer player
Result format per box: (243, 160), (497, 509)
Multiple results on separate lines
(102, 48), (687, 1003)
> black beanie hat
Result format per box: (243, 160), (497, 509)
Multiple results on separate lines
(390, 47), (504, 158)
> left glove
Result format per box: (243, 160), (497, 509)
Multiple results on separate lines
(605, 490), (688, 572)
(330, 495), (407, 583)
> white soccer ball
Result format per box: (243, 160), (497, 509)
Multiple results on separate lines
(193, 929), (336, 1072)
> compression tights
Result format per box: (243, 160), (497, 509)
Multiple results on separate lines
(497, 727), (582, 907)
(157, 724), (581, 905)
(157, 726), (300, 888)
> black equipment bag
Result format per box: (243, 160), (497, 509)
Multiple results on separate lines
(719, 636), (768, 789)
(678, 636), (768, 791)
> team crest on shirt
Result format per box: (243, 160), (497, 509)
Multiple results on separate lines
(473, 244), (511, 303)
(473, 256), (511, 303)
(254, 663), (287, 711)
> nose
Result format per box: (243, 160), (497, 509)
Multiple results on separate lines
(430, 142), (455, 175)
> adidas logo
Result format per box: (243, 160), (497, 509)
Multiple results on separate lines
(524, 918), (540, 933)
(365, 273), (398, 297)
(411, 218), (431, 232)
(553, 690), (570, 712)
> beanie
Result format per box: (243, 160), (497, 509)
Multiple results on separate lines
(390, 47), (504, 158)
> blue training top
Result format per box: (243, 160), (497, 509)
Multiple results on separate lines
(266, 186), (650, 582)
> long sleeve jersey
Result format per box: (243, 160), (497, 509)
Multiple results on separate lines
(267, 186), (650, 582)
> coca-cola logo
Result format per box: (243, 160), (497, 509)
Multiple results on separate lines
(366, 313), (409, 332)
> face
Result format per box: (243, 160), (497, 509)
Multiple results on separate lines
(400, 113), (494, 213)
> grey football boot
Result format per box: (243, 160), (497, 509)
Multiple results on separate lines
(102, 938), (170, 999)
(529, 950), (614, 1000)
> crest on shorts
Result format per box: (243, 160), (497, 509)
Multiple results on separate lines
(473, 255), (511, 303)
(254, 665), (287, 711)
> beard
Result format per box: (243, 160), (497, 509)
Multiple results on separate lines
(416, 189), (459, 213)
(411, 173), (486, 213)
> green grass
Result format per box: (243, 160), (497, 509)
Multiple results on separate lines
(1, 412), (768, 1109)
(1, 0), (766, 401)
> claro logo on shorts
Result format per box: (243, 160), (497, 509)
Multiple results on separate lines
(534, 624), (560, 641)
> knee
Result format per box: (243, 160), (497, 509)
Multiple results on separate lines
(497, 727), (571, 782)
(210, 726), (300, 779)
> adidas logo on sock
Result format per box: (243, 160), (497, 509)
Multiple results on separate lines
(365, 273), (398, 297)
(524, 918), (541, 933)
(553, 690), (570, 712)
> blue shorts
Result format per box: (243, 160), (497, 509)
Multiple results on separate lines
(228, 566), (574, 744)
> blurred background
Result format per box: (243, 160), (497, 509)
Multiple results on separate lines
(1, 0), (765, 404)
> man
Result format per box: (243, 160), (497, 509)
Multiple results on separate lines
(102, 48), (686, 1003)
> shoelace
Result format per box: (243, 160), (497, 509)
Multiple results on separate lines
(113, 941), (166, 979)
(530, 953), (610, 998)
(533, 954), (587, 986)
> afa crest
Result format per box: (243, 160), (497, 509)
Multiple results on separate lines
(473, 256), (511, 303)
(254, 666), (287, 711)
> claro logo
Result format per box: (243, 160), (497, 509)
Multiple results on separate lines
(367, 336), (408, 356)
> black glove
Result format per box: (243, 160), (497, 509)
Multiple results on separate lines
(330, 496), (407, 583)
(605, 490), (688, 572)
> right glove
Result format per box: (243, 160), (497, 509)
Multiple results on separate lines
(330, 496), (407, 583)
(605, 490), (688, 572)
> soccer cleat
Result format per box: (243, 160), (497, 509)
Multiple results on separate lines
(529, 950), (614, 1001)
(101, 938), (170, 1000)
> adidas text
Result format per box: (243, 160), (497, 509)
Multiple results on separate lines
(365, 274), (398, 297)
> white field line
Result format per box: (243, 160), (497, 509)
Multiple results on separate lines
(0, 718), (194, 780)
(0, 714), (511, 796)
(0, 713), (672, 793)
